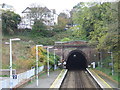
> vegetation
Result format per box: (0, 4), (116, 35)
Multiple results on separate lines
(0, 75), (10, 77)
(60, 37), (71, 42)
(2, 10), (21, 35)
(95, 67), (120, 82)
(1, 2), (119, 78)
(57, 12), (70, 31)
(30, 46), (59, 67)
(70, 2), (119, 80)
(31, 20), (55, 37)
(2, 42), (60, 72)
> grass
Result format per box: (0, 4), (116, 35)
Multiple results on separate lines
(95, 66), (120, 82)
(2, 30), (80, 73)
(2, 38), (33, 69)
(0, 75), (10, 77)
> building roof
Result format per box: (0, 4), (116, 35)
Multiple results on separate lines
(22, 6), (51, 13)
(0, 3), (14, 11)
(55, 40), (88, 44)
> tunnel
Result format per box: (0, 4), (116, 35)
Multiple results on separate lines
(66, 50), (88, 70)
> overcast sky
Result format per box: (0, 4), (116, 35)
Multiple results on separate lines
(0, 0), (117, 15)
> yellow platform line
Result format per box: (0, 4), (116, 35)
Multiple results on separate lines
(90, 69), (112, 89)
(50, 69), (67, 88)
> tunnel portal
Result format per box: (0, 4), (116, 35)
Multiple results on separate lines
(66, 50), (88, 70)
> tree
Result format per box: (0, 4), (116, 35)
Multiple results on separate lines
(2, 10), (21, 35)
(30, 46), (60, 67)
(26, 4), (56, 36)
(31, 20), (55, 37)
(71, 2), (100, 40)
(27, 3), (53, 26)
(56, 12), (70, 32)
(31, 20), (47, 37)
(88, 2), (118, 51)
(72, 2), (119, 73)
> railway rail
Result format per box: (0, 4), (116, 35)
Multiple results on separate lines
(60, 69), (102, 89)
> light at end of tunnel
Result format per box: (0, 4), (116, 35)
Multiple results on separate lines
(73, 54), (76, 57)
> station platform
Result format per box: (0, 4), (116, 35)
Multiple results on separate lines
(50, 69), (67, 88)
(50, 68), (119, 89)
(87, 68), (112, 89)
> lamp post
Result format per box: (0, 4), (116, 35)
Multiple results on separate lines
(108, 51), (114, 75)
(54, 41), (63, 63)
(36, 45), (43, 86)
(10, 38), (20, 89)
(47, 46), (53, 77)
(60, 42), (64, 68)
(54, 49), (58, 70)
(98, 52), (102, 68)
(61, 42), (63, 61)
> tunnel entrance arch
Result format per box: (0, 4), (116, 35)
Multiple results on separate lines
(66, 49), (88, 70)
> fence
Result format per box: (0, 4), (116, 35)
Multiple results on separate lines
(1, 66), (44, 88)
(38, 66), (44, 73)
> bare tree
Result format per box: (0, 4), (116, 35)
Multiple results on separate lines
(29, 3), (51, 21)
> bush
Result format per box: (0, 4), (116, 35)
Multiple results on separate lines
(31, 20), (55, 37)
(14, 59), (35, 70)
(2, 10), (21, 35)
(61, 37), (71, 42)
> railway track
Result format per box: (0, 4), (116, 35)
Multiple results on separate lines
(60, 70), (102, 89)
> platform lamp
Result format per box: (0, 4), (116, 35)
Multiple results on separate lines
(36, 45), (43, 86)
(9, 38), (20, 89)
(108, 51), (114, 75)
(54, 49), (58, 70)
(98, 52), (102, 68)
(47, 46), (53, 77)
